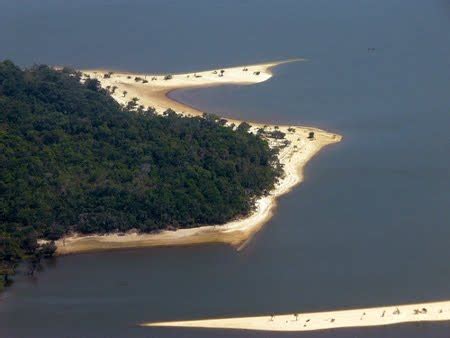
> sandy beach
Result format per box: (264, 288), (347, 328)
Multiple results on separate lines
(81, 59), (301, 119)
(142, 300), (450, 332)
(54, 60), (341, 255)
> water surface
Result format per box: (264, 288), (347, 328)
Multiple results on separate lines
(1, 0), (449, 337)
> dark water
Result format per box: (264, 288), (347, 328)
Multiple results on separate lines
(1, 0), (449, 337)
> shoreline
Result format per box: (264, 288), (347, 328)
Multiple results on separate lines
(55, 59), (341, 255)
(142, 300), (450, 332)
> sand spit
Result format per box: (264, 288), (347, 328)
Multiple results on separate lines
(54, 60), (341, 255)
(142, 300), (450, 332)
(82, 59), (300, 118)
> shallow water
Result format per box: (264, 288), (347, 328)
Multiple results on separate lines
(1, 0), (449, 337)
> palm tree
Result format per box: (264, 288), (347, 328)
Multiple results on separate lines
(123, 90), (128, 97)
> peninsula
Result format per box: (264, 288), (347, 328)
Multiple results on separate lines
(55, 60), (341, 254)
(0, 59), (339, 289)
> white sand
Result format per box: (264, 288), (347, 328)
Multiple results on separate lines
(142, 300), (450, 332)
(81, 59), (301, 117)
(54, 60), (341, 255)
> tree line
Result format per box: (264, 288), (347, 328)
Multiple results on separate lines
(0, 61), (282, 289)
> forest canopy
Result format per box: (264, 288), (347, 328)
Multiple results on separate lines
(0, 60), (282, 288)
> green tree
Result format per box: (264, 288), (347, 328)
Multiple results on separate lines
(0, 60), (281, 289)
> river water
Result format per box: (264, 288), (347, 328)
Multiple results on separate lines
(1, 1), (449, 337)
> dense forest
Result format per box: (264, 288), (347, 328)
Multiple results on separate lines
(0, 61), (282, 289)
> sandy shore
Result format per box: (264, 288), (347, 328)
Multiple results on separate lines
(54, 59), (341, 255)
(81, 59), (301, 119)
(142, 300), (450, 332)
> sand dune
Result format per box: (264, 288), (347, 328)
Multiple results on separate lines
(54, 59), (341, 255)
(142, 300), (450, 332)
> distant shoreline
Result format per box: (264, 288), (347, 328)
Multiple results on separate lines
(54, 59), (341, 255)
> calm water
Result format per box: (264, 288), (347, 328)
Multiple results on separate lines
(1, 1), (449, 337)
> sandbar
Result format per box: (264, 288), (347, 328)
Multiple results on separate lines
(142, 300), (450, 332)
